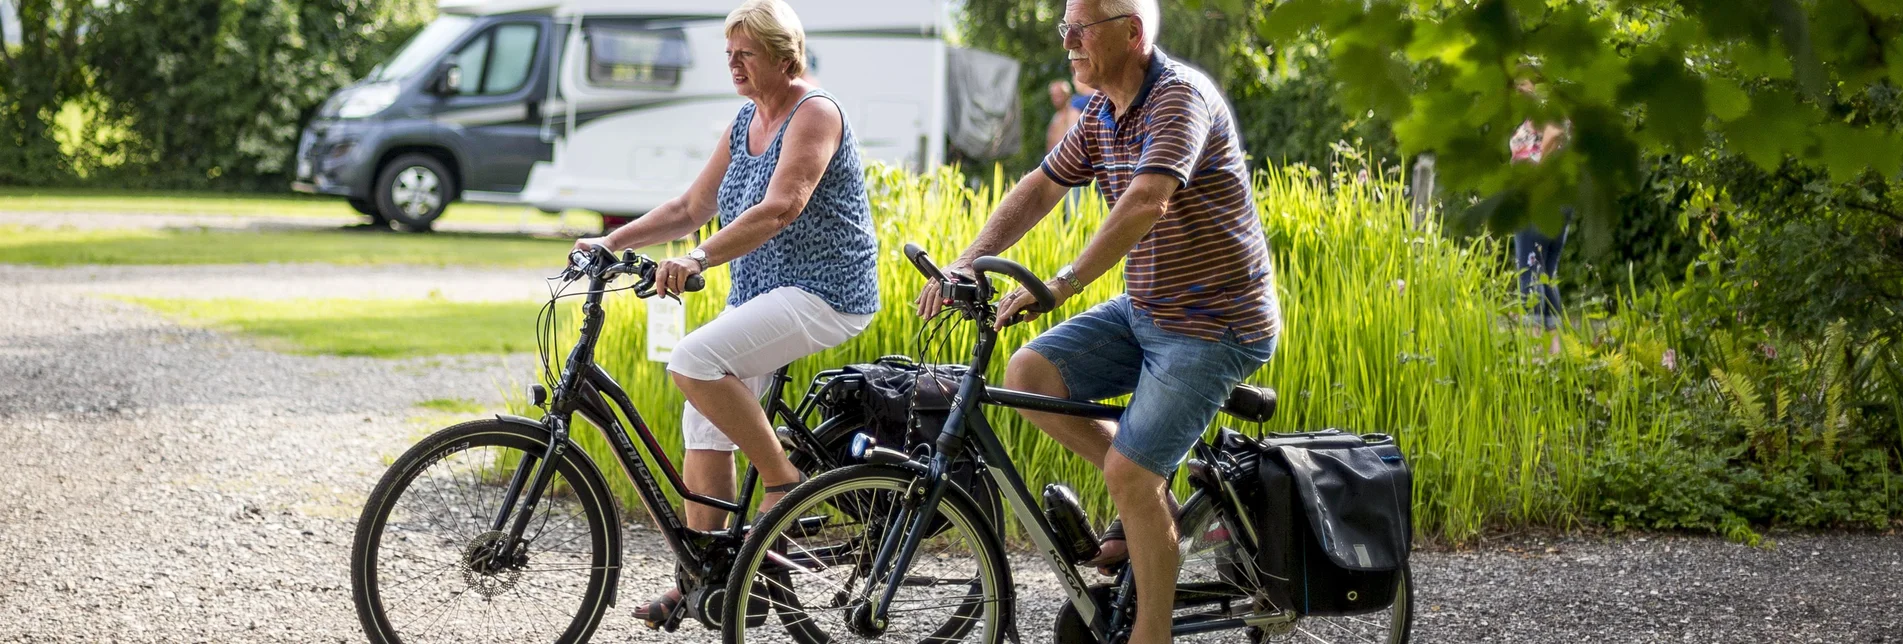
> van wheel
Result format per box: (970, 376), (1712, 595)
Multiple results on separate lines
(375, 154), (454, 232)
(347, 198), (390, 226)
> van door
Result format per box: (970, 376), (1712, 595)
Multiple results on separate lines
(436, 19), (552, 195)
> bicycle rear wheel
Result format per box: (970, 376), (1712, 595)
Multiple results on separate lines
(351, 419), (615, 644)
(721, 464), (1009, 644)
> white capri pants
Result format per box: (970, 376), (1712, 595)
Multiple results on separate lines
(668, 286), (873, 451)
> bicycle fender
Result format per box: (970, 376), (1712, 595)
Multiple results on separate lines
(491, 414), (626, 608)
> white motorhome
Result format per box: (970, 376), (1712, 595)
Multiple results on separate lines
(293, 0), (978, 231)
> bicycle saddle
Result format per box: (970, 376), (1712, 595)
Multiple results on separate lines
(1220, 384), (1276, 423)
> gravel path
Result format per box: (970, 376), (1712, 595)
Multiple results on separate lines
(2, 265), (1899, 643)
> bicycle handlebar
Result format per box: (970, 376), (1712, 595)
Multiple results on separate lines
(903, 242), (1056, 315)
(567, 244), (705, 294)
(971, 256), (1055, 314)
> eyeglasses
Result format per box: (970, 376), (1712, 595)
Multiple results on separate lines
(1057, 14), (1133, 42)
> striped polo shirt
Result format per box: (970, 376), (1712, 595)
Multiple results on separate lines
(1041, 49), (1280, 343)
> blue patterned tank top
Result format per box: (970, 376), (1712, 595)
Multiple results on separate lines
(714, 90), (880, 315)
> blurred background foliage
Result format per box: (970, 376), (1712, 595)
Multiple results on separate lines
(0, 0), (431, 189)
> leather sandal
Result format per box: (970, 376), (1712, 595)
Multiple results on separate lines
(1085, 502), (1186, 572)
(633, 586), (684, 629)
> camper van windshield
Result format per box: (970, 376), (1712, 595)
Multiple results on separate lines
(372, 15), (476, 82)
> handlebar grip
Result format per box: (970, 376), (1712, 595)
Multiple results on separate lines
(683, 273), (705, 293)
(903, 243), (947, 282)
(972, 256), (1056, 313)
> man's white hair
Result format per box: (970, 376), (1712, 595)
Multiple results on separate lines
(1093, 0), (1160, 45)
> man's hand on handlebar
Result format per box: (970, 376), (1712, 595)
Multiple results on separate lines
(994, 278), (1074, 330)
(913, 258), (974, 320)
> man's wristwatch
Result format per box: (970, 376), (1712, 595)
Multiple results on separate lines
(687, 247), (709, 270)
(1054, 264), (1083, 292)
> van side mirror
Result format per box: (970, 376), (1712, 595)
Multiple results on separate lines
(433, 63), (463, 95)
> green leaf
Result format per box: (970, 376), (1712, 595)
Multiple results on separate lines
(1721, 91), (1813, 171)
(1261, 0), (1343, 43)
(1619, 50), (1707, 150)
(1706, 78), (1751, 122)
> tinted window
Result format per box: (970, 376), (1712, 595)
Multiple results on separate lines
(452, 23), (540, 96)
(483, 24), (540, 95)
(453, 32), (490, 95)
(585, 27), (690, 89)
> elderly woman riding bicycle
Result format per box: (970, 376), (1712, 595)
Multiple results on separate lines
(571, 0), (879, 622)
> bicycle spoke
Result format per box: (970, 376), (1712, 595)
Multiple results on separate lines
(359, 429), (606, 644)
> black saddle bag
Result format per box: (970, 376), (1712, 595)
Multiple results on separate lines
(1217, 428), (1412, 616)
(821, 356), (967, 448)
(815, 356), (1000, 524)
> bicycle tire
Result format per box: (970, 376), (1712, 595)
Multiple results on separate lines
(351, 419), (617, 644)
(721, 464), (1010, 644)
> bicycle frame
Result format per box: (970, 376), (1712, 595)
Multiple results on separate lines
(859, 270), (1291, 641)
(489, 271), (845, 589)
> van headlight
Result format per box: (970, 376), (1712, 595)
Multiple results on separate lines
(336, 82), (401, 119)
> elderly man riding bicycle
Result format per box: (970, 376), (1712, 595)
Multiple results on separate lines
(915, 1), (1280, 642)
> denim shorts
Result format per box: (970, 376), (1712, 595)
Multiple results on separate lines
(1023, 294), (1276, 477)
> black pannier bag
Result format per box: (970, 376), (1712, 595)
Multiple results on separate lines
(1217, 428), (1412, 616)
(815, 356), (1001, 524)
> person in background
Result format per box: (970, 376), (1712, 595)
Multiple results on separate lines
(1046, 79), (1083, 152)
(569, 0), (878, 623)
(1510, 78), (1570, 352)
(1046, 78), (1096, 220)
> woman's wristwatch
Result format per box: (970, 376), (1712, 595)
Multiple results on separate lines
(687, 247), (709, 270)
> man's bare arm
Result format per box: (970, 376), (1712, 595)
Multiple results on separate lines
(1067, 172), (1177, 286)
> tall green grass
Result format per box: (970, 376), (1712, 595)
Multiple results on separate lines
(543, 164), (1631, 541)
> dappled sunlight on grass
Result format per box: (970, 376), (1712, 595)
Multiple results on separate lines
(0, 187), (601, 228)
(119, 297), (548, 358)
(0, 225), (576, 268)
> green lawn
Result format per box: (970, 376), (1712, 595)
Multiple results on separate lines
(0, 187), (602, 229)
(122, 297), (549, 358)
(0, 225), (579, 268)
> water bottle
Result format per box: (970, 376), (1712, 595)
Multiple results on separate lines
(1042, 484), (1100, 565)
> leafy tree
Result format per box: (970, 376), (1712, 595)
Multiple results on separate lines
(83, 0), (429, 189)
(0, 0), (95, 185)
(1255, 0), (1903, 247)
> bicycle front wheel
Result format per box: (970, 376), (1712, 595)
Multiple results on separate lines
(721, 464), (1009, 644)
(351, 419), (616, 644)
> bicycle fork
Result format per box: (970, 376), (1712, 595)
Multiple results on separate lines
(854, 451), (955, 633)
(481, 416), (571, 569)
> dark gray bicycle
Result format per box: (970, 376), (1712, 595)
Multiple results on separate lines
(719, 244), (1414, 644)
(349, 245), (889, 643)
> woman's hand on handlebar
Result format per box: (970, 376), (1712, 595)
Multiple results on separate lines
(994, 278), (1074, 330)
(572, 237), (610, 254)
(654, 256), (703, 299)
(914, 258), (974, 319)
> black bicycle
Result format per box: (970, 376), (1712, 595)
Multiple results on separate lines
(719, 244), (1413, 644)
(349, 245), (883, 643)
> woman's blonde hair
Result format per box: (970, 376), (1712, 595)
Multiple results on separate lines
(725, 0), (807, 77)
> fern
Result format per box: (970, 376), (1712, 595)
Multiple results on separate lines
(1712, 367), (1771, 460)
